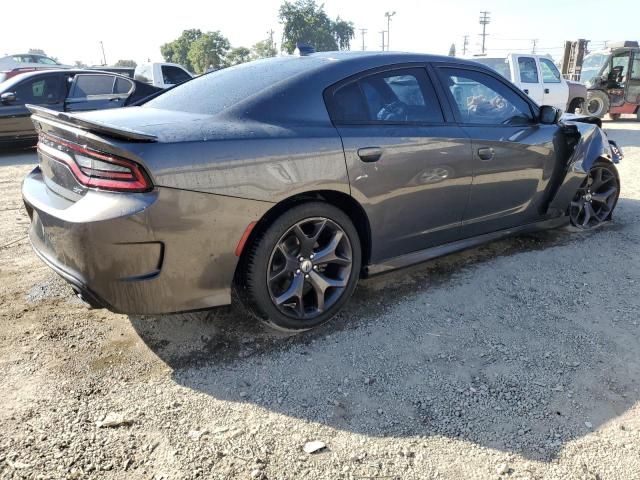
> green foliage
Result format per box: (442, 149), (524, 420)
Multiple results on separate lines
(278, 0), (355, 54)
(225, 47), (252, 66)
(187, 31), (231, 74)
(114, 59), (137, 68)
(448, 43), (456, 57)
(251, 39), (278, 59)
(160, 29), (203, 71)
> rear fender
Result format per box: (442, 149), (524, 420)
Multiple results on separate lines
(548, 120), (622, 214)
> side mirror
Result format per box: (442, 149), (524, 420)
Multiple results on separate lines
(1, 92), (16, 104)
(539, 105), (560, 124)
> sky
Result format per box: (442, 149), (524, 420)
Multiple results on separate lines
(1, 0), (639, 66)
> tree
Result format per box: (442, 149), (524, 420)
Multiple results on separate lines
(448, 43), (456, 57)
(225, 47), (252, 66)
(114, 59), (137, 68)
(187, 31), (231, 74)
(160, 29), (203, 71)
(278, 0), (355, 54)
(74, 60), (88, 68)
(251, 39), (278, 59)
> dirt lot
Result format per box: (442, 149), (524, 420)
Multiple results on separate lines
(1, 120), (639, 480)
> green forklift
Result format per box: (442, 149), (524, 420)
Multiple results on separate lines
(580, 41), (640, 120)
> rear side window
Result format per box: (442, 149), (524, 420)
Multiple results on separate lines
(518, 57), (539, 83)
(328, 67), (444, 124)
(114, 77), (134, 94)
(70, 75), (116, 97)
(539, 58), (561, 83)
(161, 66), (191, 85)
(437, 67), (533, 125)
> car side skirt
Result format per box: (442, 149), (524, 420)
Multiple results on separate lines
(364, 216), (568, 276)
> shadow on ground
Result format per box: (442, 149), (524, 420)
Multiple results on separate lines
(129, 210), (640, 462)
(0, 147), (37, 166)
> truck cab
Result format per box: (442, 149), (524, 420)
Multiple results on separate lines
(472, 54), (577, 112)
(134, 62), (193, 89)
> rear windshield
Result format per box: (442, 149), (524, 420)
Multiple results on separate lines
(143, 57), (324, 115)
(472, 58), (512, 81)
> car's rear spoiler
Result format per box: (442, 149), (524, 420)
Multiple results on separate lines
(26, 104), (158, 142)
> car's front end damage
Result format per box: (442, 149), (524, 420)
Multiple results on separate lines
(547, 113), (622, 218)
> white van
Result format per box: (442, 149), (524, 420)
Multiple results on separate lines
(134, 62), (192, 89)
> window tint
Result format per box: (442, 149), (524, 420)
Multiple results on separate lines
(161, 66), (191, 85)
(13, 75), (61, 103)
(329, 68), (444, 124)
(36, 56), (58, 65)
(438, 67), (533, 125)
(539, 58), (561, 83)
(70, 75), (116, 97)
(114, 77), (133, 94)
(518, 57), (539, 83)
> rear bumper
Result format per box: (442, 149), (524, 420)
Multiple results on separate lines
(23, 167), (271, 314)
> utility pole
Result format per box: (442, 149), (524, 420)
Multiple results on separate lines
(531, 39), (538, 54)
(479, 11), (490, 54)
(99, 41), (107, 66)
(384, 11), (396, 51)
(379, 30), (386, 51)
(462, 35), (469, 55)
(267, 29), (275, 52)
(360, 28), (368, 51)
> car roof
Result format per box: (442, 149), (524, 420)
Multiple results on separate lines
(0, 68), (141, 92)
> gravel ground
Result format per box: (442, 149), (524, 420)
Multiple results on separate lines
(1, 119), (639, 480)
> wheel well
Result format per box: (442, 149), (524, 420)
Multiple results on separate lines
(234, 191), (372, 284)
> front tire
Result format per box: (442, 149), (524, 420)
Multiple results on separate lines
(569, 162), (620, 229)
(242, 202), (361, 332)
(585, 90), (610, 118)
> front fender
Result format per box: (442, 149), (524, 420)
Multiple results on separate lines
(548, 121), (622, 214)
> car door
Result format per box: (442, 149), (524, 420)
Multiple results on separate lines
(65, 74), (132, 112)
(513, 55), (544, 105)
(325, 65), (473, 262)
(539, 57), (569, 110)
(0, 73), (64, 142)
(434, 65), (558, 237)
(627, 52), (640, 105)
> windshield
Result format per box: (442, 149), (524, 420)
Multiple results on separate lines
(580, 53), (608, 83)
(143, 57), (325, 115)
(472, 58), (512, 81)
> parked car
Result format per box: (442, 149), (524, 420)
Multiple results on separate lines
(0, 53), (70, 82)
(134, 62), (192, 89)
(23, 52), (622, 332)
(472, 54), (587, 113)
(579, 41), (640, 120)
(0, 69), (161, 147)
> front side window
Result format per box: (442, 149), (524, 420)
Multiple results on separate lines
(70, 75), (116, 97)
(161, 66), (191, 85)
(539, 58), (561, 83)
(438, 67), (534, 125)
(518, 57), (539, 83)
(13, 75), (61, 104)
(329, 67), (444, 124)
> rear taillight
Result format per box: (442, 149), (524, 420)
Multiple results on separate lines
(38, 133), (152, 192)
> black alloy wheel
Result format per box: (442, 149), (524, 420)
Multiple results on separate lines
(242, 202), (361, 331)
(570, 164), (619, 229)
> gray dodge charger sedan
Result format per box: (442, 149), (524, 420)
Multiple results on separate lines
(22, 51), (622, 331)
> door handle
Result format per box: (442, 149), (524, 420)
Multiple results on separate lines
(524, 89), (529, 94)
(477, 147), (495, 161)
(544, 88), (550, 94)
(357, 147), (383, 162)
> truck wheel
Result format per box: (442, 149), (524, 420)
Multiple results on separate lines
(567, 98), (584, 114)
(609, 113), (621, 121)
(585, 90), (609, 118)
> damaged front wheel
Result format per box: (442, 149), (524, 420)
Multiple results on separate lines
(569, 163), (620, 229)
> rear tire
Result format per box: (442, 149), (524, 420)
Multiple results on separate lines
(586, 90), (610, 118)
(241, 202), (361, 332)
(567, 98), (584, 114)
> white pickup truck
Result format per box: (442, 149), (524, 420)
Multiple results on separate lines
(472, 54), (587, 113)
(133, 62), (193, 89)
